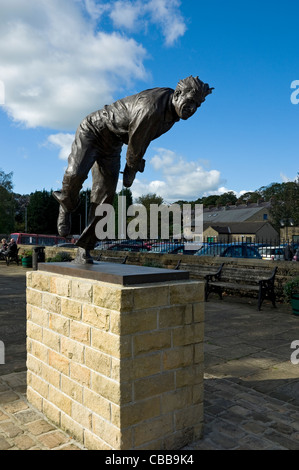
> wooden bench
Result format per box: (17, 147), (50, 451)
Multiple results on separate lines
(204, 263), (277, 310)
(3, 248), (20, 266)
(95, 254), (128, 264)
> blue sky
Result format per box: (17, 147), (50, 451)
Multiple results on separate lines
(0, 0), (298, 202)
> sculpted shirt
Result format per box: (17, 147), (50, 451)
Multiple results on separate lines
(80, 87), (180, 170)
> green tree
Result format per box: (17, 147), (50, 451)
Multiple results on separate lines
(201, 194), (220, 207)
(237, 191), (262, 204)
(258, 182), (285, 201)
(217, 191), (237, 206)
(267, 179), (299, 231)
(13, 193), (30, 232)
(27, 190), (59, 234)
(0, 169), (15, 234)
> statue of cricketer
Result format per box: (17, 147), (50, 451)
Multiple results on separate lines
(53, 76), (213, 263)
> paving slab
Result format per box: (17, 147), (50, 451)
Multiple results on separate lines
(1, 263), (299, 450)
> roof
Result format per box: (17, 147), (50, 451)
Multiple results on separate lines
(203, 221), (278, 235)
(205, 225), (231, 234)
(202, 202), (271, 224)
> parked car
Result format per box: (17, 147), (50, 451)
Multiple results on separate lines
(107, 241), (151, 252)
(149, 242), (184, 253)
(195, 244), (228, 257)
(94, 240), (152, 251)
(258, 246), (284, 261)
(221, 245), (262, 259)
(195, 243), (262, 259)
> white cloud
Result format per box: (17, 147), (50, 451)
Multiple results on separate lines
(109, 0), (186, 45)
(83, 0), (109, 20)
(47, 133), (75, 160)
(129, 148), (224, 202)
(110, 1), (142, 30)
(0, 0), (187, 131)
(146, 0), (187, 46)
(280, 172), (291, 183)
(0, 0), (147, 130)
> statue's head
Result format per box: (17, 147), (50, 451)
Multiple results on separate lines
(173, 75), (214, 120)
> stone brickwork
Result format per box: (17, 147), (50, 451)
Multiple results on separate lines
(26, 270), (204, 450)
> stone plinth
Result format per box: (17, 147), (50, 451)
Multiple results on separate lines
(26, 262), (204, 450)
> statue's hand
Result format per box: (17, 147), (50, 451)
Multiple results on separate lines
(123, 159), (146, 187)
(138, 158), (146, 173)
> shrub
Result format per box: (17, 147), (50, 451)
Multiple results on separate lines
(47, 251), (73, 263)
(283, 277), (299, 303)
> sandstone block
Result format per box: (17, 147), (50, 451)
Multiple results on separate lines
(61, 336), (84, 363)
(110, 309), (158, 335)
(134, 330), (171, 356)
(84, 347), (111, 376)
(70, 363), (90, 387)
(61, 298), (82, 320)
(133, 414), (173, 448)
(159, 304), (192, 328)
(48, 386), (72, 416)
(162, 345), (193, 371)
(26, 289), (42, 307)
(70, 321), (90, 345)
(61, 375), (83, 403)
(71, 402), (92, 430)
(49, 350), (70, 375)
(43, 328), (60, 352)
(82, 304), (109, 330)
(71, 280), (93, 303)
(134, 372), (175, 401)
(41, 363), (60, 388)
(169, 281), (203, 305)
(31, 306), (49, 328)
(83, 388), (110, 421)
(133, 285), (169, 310)
(50, 276), (71, 297)
(43, 293), (61, 314)
(49, 313), (70, 336)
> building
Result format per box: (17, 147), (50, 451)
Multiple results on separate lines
(203, 221), (279, 244)
(203, 201), (271, 225)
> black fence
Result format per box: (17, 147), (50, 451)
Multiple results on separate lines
(93, 237), (299, 260)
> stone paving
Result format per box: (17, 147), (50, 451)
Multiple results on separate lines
(1, 263), (299, 450)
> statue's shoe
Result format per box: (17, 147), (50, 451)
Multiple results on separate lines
(57, 206), (71, 237)
(53, 190), (79, 213)
(123, 166), (138, 188)
(73, 247), (93, 264)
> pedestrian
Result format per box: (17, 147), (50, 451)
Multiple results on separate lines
(284, 243), (294, 261)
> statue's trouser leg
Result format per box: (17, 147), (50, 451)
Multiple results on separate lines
(58, 130), (100, 212)
(76, 156), (120, 250)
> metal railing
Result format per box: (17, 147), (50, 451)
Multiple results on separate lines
(93, 237), (298, 259)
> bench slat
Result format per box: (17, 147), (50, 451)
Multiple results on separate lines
(205, 264), (277, 310)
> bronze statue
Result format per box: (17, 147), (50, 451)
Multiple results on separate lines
(53, 76), (213, 263)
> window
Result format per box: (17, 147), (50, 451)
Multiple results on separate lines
(263, 213), (268, 220)
(20, 235), (37, 244)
